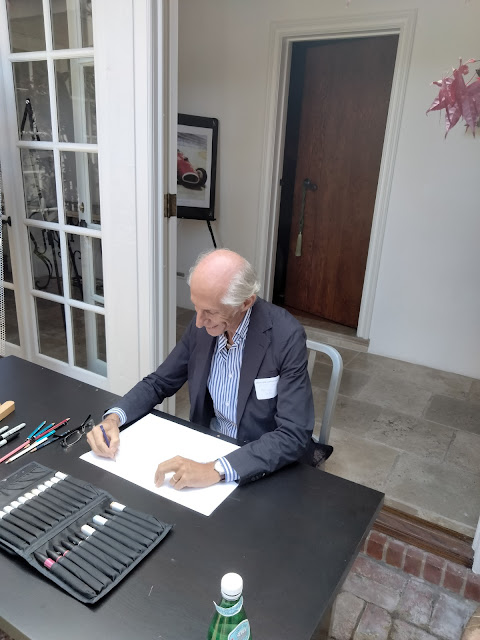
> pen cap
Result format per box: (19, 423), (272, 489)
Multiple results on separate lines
(81, 524), (95, 537)
(110, 501), (126, 512)
(23, 493), (34, 500)
(55, 471), (68, 480)
(92, 515), (107, 526)
(4, 506), (14, 513)
(11, 501), (21, 508)
(221, 573), (243, 600)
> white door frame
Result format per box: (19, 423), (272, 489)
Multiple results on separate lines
(0, 0), (177, 395)
(256, 10), (417, 339)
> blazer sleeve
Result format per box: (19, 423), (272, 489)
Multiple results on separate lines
(224, 322), (314, 483)
(112, 319), (195, 424)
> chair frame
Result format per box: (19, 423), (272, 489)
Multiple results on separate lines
(306, 339), (343, 445)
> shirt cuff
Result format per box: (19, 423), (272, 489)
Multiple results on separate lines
(103, 408), (127, 427)
(217, 456), (239, 483)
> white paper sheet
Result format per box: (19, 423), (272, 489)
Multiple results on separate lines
(80, 413), (240, 516)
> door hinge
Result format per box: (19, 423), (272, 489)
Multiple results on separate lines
(164, 193), (177, 218)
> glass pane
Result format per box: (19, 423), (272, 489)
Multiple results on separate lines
(51, 0), (93, 49)
(56, 59), (97, 144)
(1, 223), (14, 284)
(20, 149), (58, 222)
(27, 227), (64, 296)
(61, 151), (100, 227)
(67, 235), (103, 306)
(4, 289), (20, 346)
(35, 297), (67, 361)
(13, 61), (52, 141)
(7, 0), (46, 53)
(72, 307), (106, 373)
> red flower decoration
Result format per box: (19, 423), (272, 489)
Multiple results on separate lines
(427, 59), (480, 137)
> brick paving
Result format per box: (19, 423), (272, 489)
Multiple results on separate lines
(330, 553), (478, 640)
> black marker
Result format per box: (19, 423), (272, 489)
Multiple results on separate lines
(67, 535), (125, 573)
(34, 552), (96, 599)
(0, 522), (28, 549)
(54, 472), (97, 499)
(0, 509), (42, 538)
(3, 503), (49, 532)
(16, 495), (59, 526)
(47, 477), (90, 505)
(46, 549), (104, 593)
(60, 540), (118, 580)
(110, 501), (163, 533)
(42, 481), (84, 510)
(92, 515), (151, 548)
(26, 490), (68, 519)
(81, 525), (136, 561)
(104, 509), (157, 542)
(32, 486), (76, 514)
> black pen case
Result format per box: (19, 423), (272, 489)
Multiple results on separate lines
(0, 461), (172, 604)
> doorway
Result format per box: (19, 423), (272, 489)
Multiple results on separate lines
(273, 35), (398, 330)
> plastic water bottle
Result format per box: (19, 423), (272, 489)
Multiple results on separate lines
(207, 572), (251, 639)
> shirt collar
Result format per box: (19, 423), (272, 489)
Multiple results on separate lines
(217, 306), (252, 350)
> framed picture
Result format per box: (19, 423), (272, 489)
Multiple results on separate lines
(177, 114), (218, 220)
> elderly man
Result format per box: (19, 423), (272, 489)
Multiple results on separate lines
(87, 249), (314, 489)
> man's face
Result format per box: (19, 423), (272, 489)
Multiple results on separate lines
(190, 288), (245, 338)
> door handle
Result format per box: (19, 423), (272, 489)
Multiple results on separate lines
(295, 178), (317, 257)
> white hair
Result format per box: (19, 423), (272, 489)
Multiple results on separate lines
(187, 249), (261, 307)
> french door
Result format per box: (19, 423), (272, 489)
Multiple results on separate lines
(0, 0), (178, 394)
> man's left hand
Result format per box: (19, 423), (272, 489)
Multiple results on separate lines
(154, 456), (222, 490)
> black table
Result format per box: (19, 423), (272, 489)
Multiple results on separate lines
(0, 356), (383, 640)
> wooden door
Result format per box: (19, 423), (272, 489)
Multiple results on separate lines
(283, 35), (398, 328)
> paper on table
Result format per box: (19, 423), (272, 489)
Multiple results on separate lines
(80, 413), (240, 516)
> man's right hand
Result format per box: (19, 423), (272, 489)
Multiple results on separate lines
(86, 413), (120, 459)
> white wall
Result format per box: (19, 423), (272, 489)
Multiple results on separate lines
(178, 0), (480, 378)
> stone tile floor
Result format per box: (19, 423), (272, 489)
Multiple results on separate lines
(176, 307), (480, 538)
(328, 553), (478, 640)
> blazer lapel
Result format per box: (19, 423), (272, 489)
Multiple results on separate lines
(189, 327), (216, 421)
(236, 300), (271, 426)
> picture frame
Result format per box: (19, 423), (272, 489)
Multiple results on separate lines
(177, 114), (218, 220)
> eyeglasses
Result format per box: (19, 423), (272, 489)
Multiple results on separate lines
(61, 415), (95, 449)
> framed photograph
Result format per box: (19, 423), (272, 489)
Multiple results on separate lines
(177, 114), (218, 220)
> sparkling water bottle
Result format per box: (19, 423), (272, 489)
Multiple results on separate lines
(207, 572), (251, 640)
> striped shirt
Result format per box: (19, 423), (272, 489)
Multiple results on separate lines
(207, 306), (252, 482)
(106, 307), (253, 484)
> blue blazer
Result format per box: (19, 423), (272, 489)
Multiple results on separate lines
(115, 298), (314, 483)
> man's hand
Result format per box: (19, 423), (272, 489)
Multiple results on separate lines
(86, 414), (120, 459)
(154, 456), (221, 490)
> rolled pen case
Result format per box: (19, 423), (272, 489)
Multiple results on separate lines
(81, 525), (137, 561)
(48, 477), (90, 504)
(68, 535), (126, 572)
(61, 540), (118, 581)
(46, 550), (104, 593)
(28, 490), (68, 518)
(17, 496), (59, 526)
(110, 501), (163, 532)
(0, 521), (28, 549)
(43, 481), (84, 509)
(54, 472), (97, 499)
(34, 552), (96, 599)
(4, 503), (49, 532)
(0, 509), (43, 538)
(104, 510), (157, 542)
(35, 485), (77, 513)
(0, 514), (36, 544)
(93, 515), (151, 548)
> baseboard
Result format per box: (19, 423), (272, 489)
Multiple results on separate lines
(373, 505), (474, 568)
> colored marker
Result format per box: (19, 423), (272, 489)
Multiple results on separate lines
(43, 480), (84, 509)
(16, 496), (59, 526)
(55, 472), (97, 499)
(109, 501), (163, 532)
(81, 525), (136, 561)
(0, 512), (36, 543)
(30, 488), (74, 517)
(47, 477), (89, 504)
(68, 534), (125, 572)
(3, 503), (49, 532)
(104, 509), (157, 542)
(34, 552), (96, 599)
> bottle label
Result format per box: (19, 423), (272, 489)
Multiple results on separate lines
(228, 619), (250, 640)
(214, 596), (243, 617)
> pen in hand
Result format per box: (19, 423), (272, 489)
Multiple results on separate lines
(99, 424), (115, 461)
